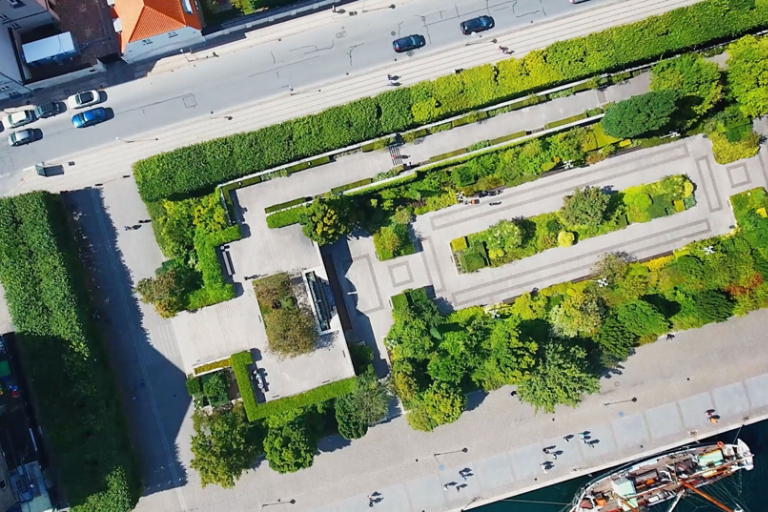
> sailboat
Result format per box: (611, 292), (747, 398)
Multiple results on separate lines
(569, 439), (754, 512)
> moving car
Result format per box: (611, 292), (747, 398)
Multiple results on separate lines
(72, 107), (107, 128)
(8, 129), (37, 146)
(460, 15), (494, 35)
(5, 110), (35, 129)
(67, 90), (100, 109)
(392, 34), (426, 53)
(34, 101), (63, 119)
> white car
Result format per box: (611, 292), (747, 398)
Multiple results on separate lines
(5, 110), (35, 129)
(67, 90), (100, 110)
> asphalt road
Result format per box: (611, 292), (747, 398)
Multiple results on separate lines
(0, 0), (612, 189)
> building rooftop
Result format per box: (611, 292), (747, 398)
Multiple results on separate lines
(113, 0), (201, 52)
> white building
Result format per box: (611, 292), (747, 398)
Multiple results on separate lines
(112, 0), (204, 63)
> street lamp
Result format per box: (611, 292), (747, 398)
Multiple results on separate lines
(261, 499), (296, 509)
(433, 447), (468, 469)
(116, 136), (158, 144)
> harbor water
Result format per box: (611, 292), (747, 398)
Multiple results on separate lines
(477, 419), (768, 512)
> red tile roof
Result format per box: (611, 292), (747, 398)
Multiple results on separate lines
(113, 0), (201, 52)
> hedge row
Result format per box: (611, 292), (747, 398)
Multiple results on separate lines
(246, 377), (357, 420)
(231, 351), (259, 421)
(187, 224), (242, 309)
(134, 0), (768, 203)
(331, 178), (374, 194)
(266, 206), (306, 229)
(192, 356), (232, 375)
(0, 192), (136, 512)
(265, 196), (311, 214)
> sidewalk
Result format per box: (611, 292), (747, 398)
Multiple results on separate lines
(12, 0), (701, 196)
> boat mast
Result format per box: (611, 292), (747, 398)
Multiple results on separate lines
(665, 491), (684, 512)
(680, 482), (734, 512)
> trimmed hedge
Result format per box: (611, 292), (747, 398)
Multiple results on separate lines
(193, 357), (232, 375)
(331, 178), (374, 194)
(231, 351), (259, 422)
(135, 0), (768, 203)
(544, 113), (589, 129)
(265, 196), (311, 214)
(247, 377), (357, 421)
(0, 192), (137, 512)
(187, 225), (242, 309)
(266, 206), (306, 229)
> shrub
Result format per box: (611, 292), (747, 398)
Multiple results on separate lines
(406, 383), (466, 432)
(264, 420), (315, 473)
(231, 351), (258, 421)
(651, 53), (723, 120)
(335, 373), (391, 440)
(134, 0), (768, 203)
(187, 225), (242, 309)
(135, 264), (198, 318)
(203, 372), (230, 407)
(727, 35), (768, 119)
(186, 376), (203, 396)
(560, 187), (610, 228)
(709, 131), (760, 164)
(459, 246), (488, 273)
(601, 91), (678, 138)
(558, 231), (575, 247)
(451, 236), (469, 252)
(265, 197), (311, 214)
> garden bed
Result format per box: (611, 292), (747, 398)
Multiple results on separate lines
(452, 175), (696, 273)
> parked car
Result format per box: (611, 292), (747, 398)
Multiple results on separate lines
(392, 34), (426, 53)
(34, 101), (63, 119)
(8, 129), (37, 146)
(460, 15), (494, 35)
(5, 110), (35, 129)
(72, 107), (107, 128)
(67, 90), (100, 109)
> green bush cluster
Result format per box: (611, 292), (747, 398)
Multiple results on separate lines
(265, 196), (311, 214)
(373, 223), (416, 261)
(453, 176), (694, 272)
(134, 0), (768, 203)
(0, 192), (137, 512)
(247, 377), (357, 421)
(388, 185), (768, 423)
(202, 371), (230, 407)
(231, 351), (259, 421)
(187, 225), (242, 310)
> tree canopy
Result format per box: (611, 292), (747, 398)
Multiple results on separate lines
(264, 420), (316, 474)
(335, 373), (392, 440)
(407, 383), (467, 432)
(601, 91), (678, 138)
(726, 35), (768, 119)
(518, 342), (601, 414)
(560, 187), (610, 228)
(190, 405), (261, 488)
(300, 194), (356, 246)
(651, 53), (722, 120)
(549, 291), (604, 338)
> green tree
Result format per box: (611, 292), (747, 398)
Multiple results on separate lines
(335, 373), (392, 440)
(486, 220), (524, 251)
(518, 343), (601, 414)
(190, 405), (261, 488)
(726, 35), (768, 118)
(135, 265), (196, 318)
(471, 316), (538, 391)
(593, 252), (631, 285)
(549, 291), (603, 338)
(615, 300), (669, 338)
(650, 54), (722, 120)
(671, 290), (734, 330)
(596, 315), (635, 361)
(264, 420), (316, 473)
(406, 383), (467, 432)
(300, 195), (355, 245)
(601, 91), (678, 138)
(393, 207), (413, 225)
(560, 187), (610, 228)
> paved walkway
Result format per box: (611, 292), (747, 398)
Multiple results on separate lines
(12, 0), (699, 196)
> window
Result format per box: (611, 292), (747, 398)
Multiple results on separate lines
(7, 0), (24, 8)
(0, 14), (8, 20)
(181, 0), (193, 14)
(142, 39), (153, 45)
(10, 22), (20, 29)
(168, 31), (177, 38)
(0, 479), (6, 490)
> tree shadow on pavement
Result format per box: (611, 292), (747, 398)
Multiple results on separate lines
(64, 187), (191, 498)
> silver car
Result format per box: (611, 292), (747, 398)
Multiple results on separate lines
(8, 129), (36, 146)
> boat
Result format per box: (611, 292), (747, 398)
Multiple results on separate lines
(570, 439), (754, 512)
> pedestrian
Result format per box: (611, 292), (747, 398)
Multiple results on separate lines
(124, 226), (131, 231)
(589, 441), (595, 448)
(552, 453), (558, 460)
(543, 448), (550, 455)
(541, 462), (549, 473)
(564, 435), (571, 443)
(443, 484), (449, 491)
(461, 473), (467, 482)
(387, 74), (393, 81)
(510, 391), (517, 397)
(666, 333), (675, 340)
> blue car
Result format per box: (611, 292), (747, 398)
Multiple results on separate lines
(392, 34), (426, 53)
(460, 16), (494, 35)
(72, 107), (107, 128)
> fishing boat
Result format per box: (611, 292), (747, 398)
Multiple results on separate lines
(570, 439), (754, 512)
